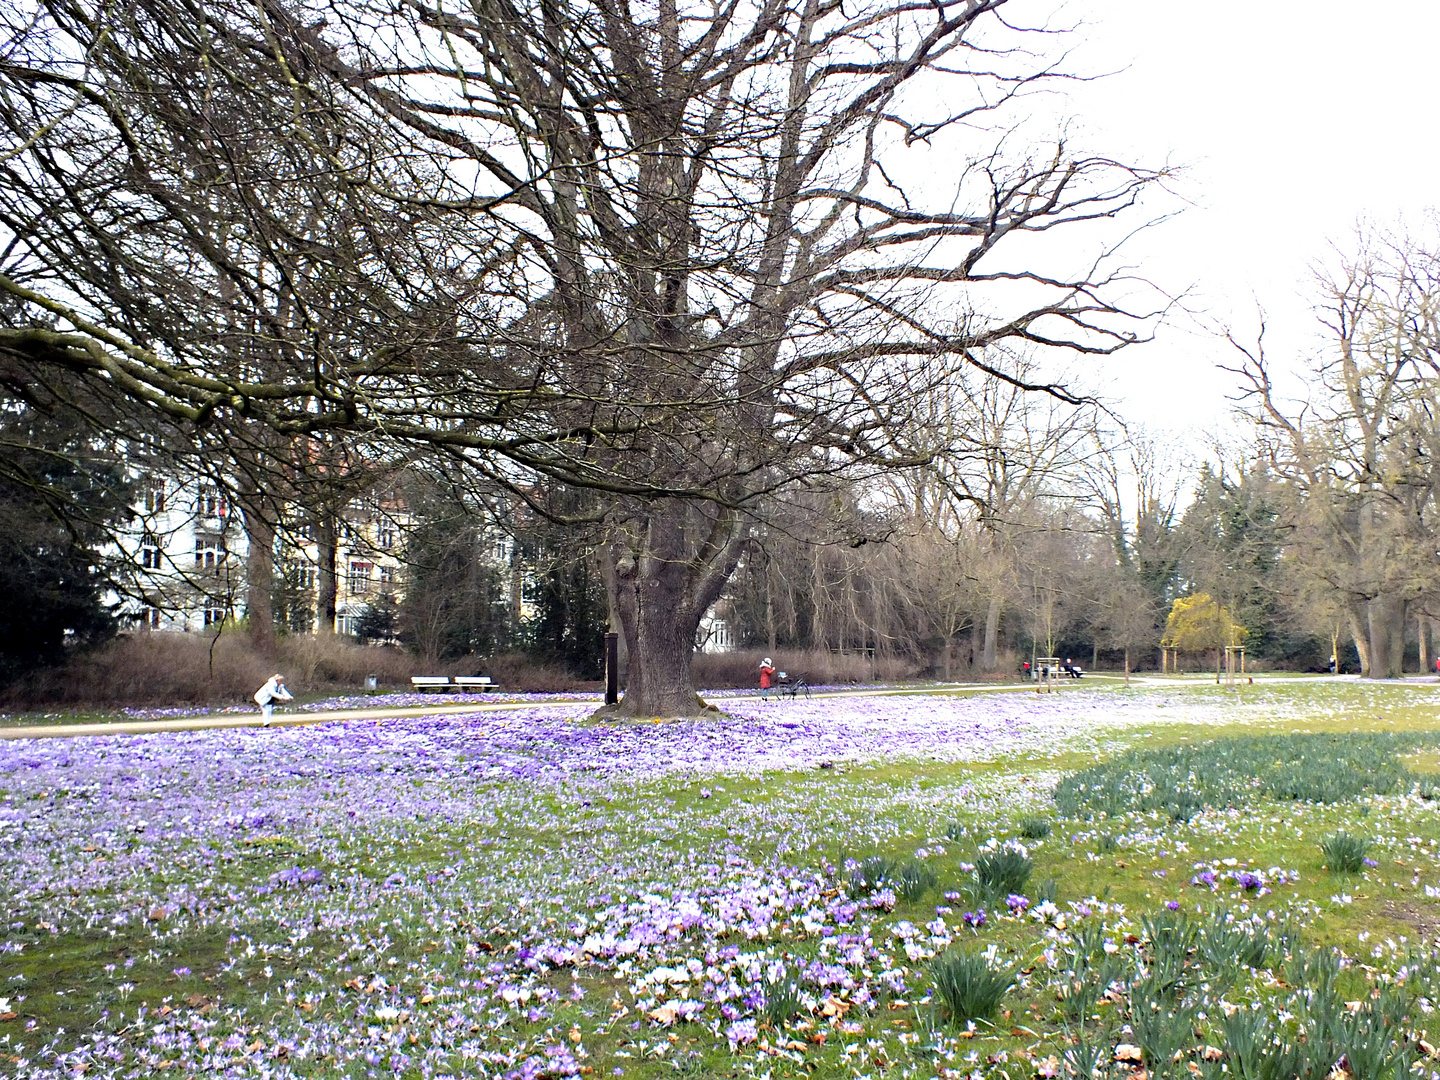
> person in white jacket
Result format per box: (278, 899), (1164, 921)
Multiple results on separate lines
(254, 674), (293, 723)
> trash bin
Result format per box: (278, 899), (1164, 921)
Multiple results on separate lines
(365, 674), (378, 691)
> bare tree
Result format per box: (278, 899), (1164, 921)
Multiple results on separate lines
(1227, 229), (1440, 677)
(0, 0), (1166, 713)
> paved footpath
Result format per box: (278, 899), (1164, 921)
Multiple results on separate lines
(2, 673), (1408, 740)
(0, 681), (1056, 740)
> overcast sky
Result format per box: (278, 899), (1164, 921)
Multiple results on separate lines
(1051, 0), (1440, 446)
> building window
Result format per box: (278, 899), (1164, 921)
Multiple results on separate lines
(140, 532), (162, 569)
(195, 535), (224, 570)
(379, 564), (395, 588)
(377, 521), (396, 549)
(288, 564), (317, 591)
(144, 481), (166, 514)
(520, 574), (540, 604)
(347, 561), (373, 596)
(203, 606), (226, 627)
(195, 485), (225, 519)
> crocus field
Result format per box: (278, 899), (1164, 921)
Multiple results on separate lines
(7, 678), (1440, 1079)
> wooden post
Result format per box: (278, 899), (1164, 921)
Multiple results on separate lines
(604, 632), (619, 705)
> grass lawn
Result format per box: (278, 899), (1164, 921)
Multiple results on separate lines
(5, 679), (1440, 1078)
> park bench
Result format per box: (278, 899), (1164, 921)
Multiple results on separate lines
(452, 676), (499, 690)
(410, 676), (453, 691)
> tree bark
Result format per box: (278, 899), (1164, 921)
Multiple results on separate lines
(316, 514), (338, 635)
(605, 503), (747, 717)
(1365, 594), (1407, 679)
(1347, 604), (1371, 677)
(981, 594), (1001, 670)
(240, 492), (276, 655)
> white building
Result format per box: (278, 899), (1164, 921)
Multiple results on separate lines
(111, 477), (533, 635)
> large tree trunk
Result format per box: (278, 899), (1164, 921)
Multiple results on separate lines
(981, 594), (1001, 670)
(240, 492), (276, 655)
(316, 513), (338, 635)
(605, 503), (747, 718)
(1365, 594), (1407, 678)
(1347, 604), (1371, 677)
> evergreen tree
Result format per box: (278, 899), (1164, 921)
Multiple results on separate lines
(0, 397), (132, 682)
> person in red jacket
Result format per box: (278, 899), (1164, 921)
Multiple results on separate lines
(759, 657), (776, 700)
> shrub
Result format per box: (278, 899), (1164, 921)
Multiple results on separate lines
(930, 950), (1013, 1025)
(1319, 832), (1372, 874)
(0, 630), (596, 708)
(690, 648), (919, 689)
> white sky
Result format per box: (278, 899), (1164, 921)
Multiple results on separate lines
(1052, 0), (1440, 447)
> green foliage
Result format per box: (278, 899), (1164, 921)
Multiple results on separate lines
(352, 597), (399, 645)
(514, 509), (608, 679)
(972, 844), (1033, 902)
(895, 859), (938, 902)
(1127, 980), (1196, 1077)
(1161, 592), (1246, 653)
(845, 855), (897, 899)
(1054, 732), (1420, 819)
(397, 488), (515, 661)
(1319, 831), (1372, 873)
(1016, 815), (1052, 839)
(0, 397), (131, 683)
(1196, 911), (1275, 973)
(929, 950), (1013, 1026)
(761, 970), (804, 1028)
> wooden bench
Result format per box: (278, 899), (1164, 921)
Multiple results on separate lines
(410, 676), (453, 692)
(452, 676), (499, 690)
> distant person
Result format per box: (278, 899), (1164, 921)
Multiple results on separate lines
(254, 674), (293, 724)
(1022, 661), (1031, 681)
(1329, 655), (1338, 674)
(759, 657), (776, 700)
